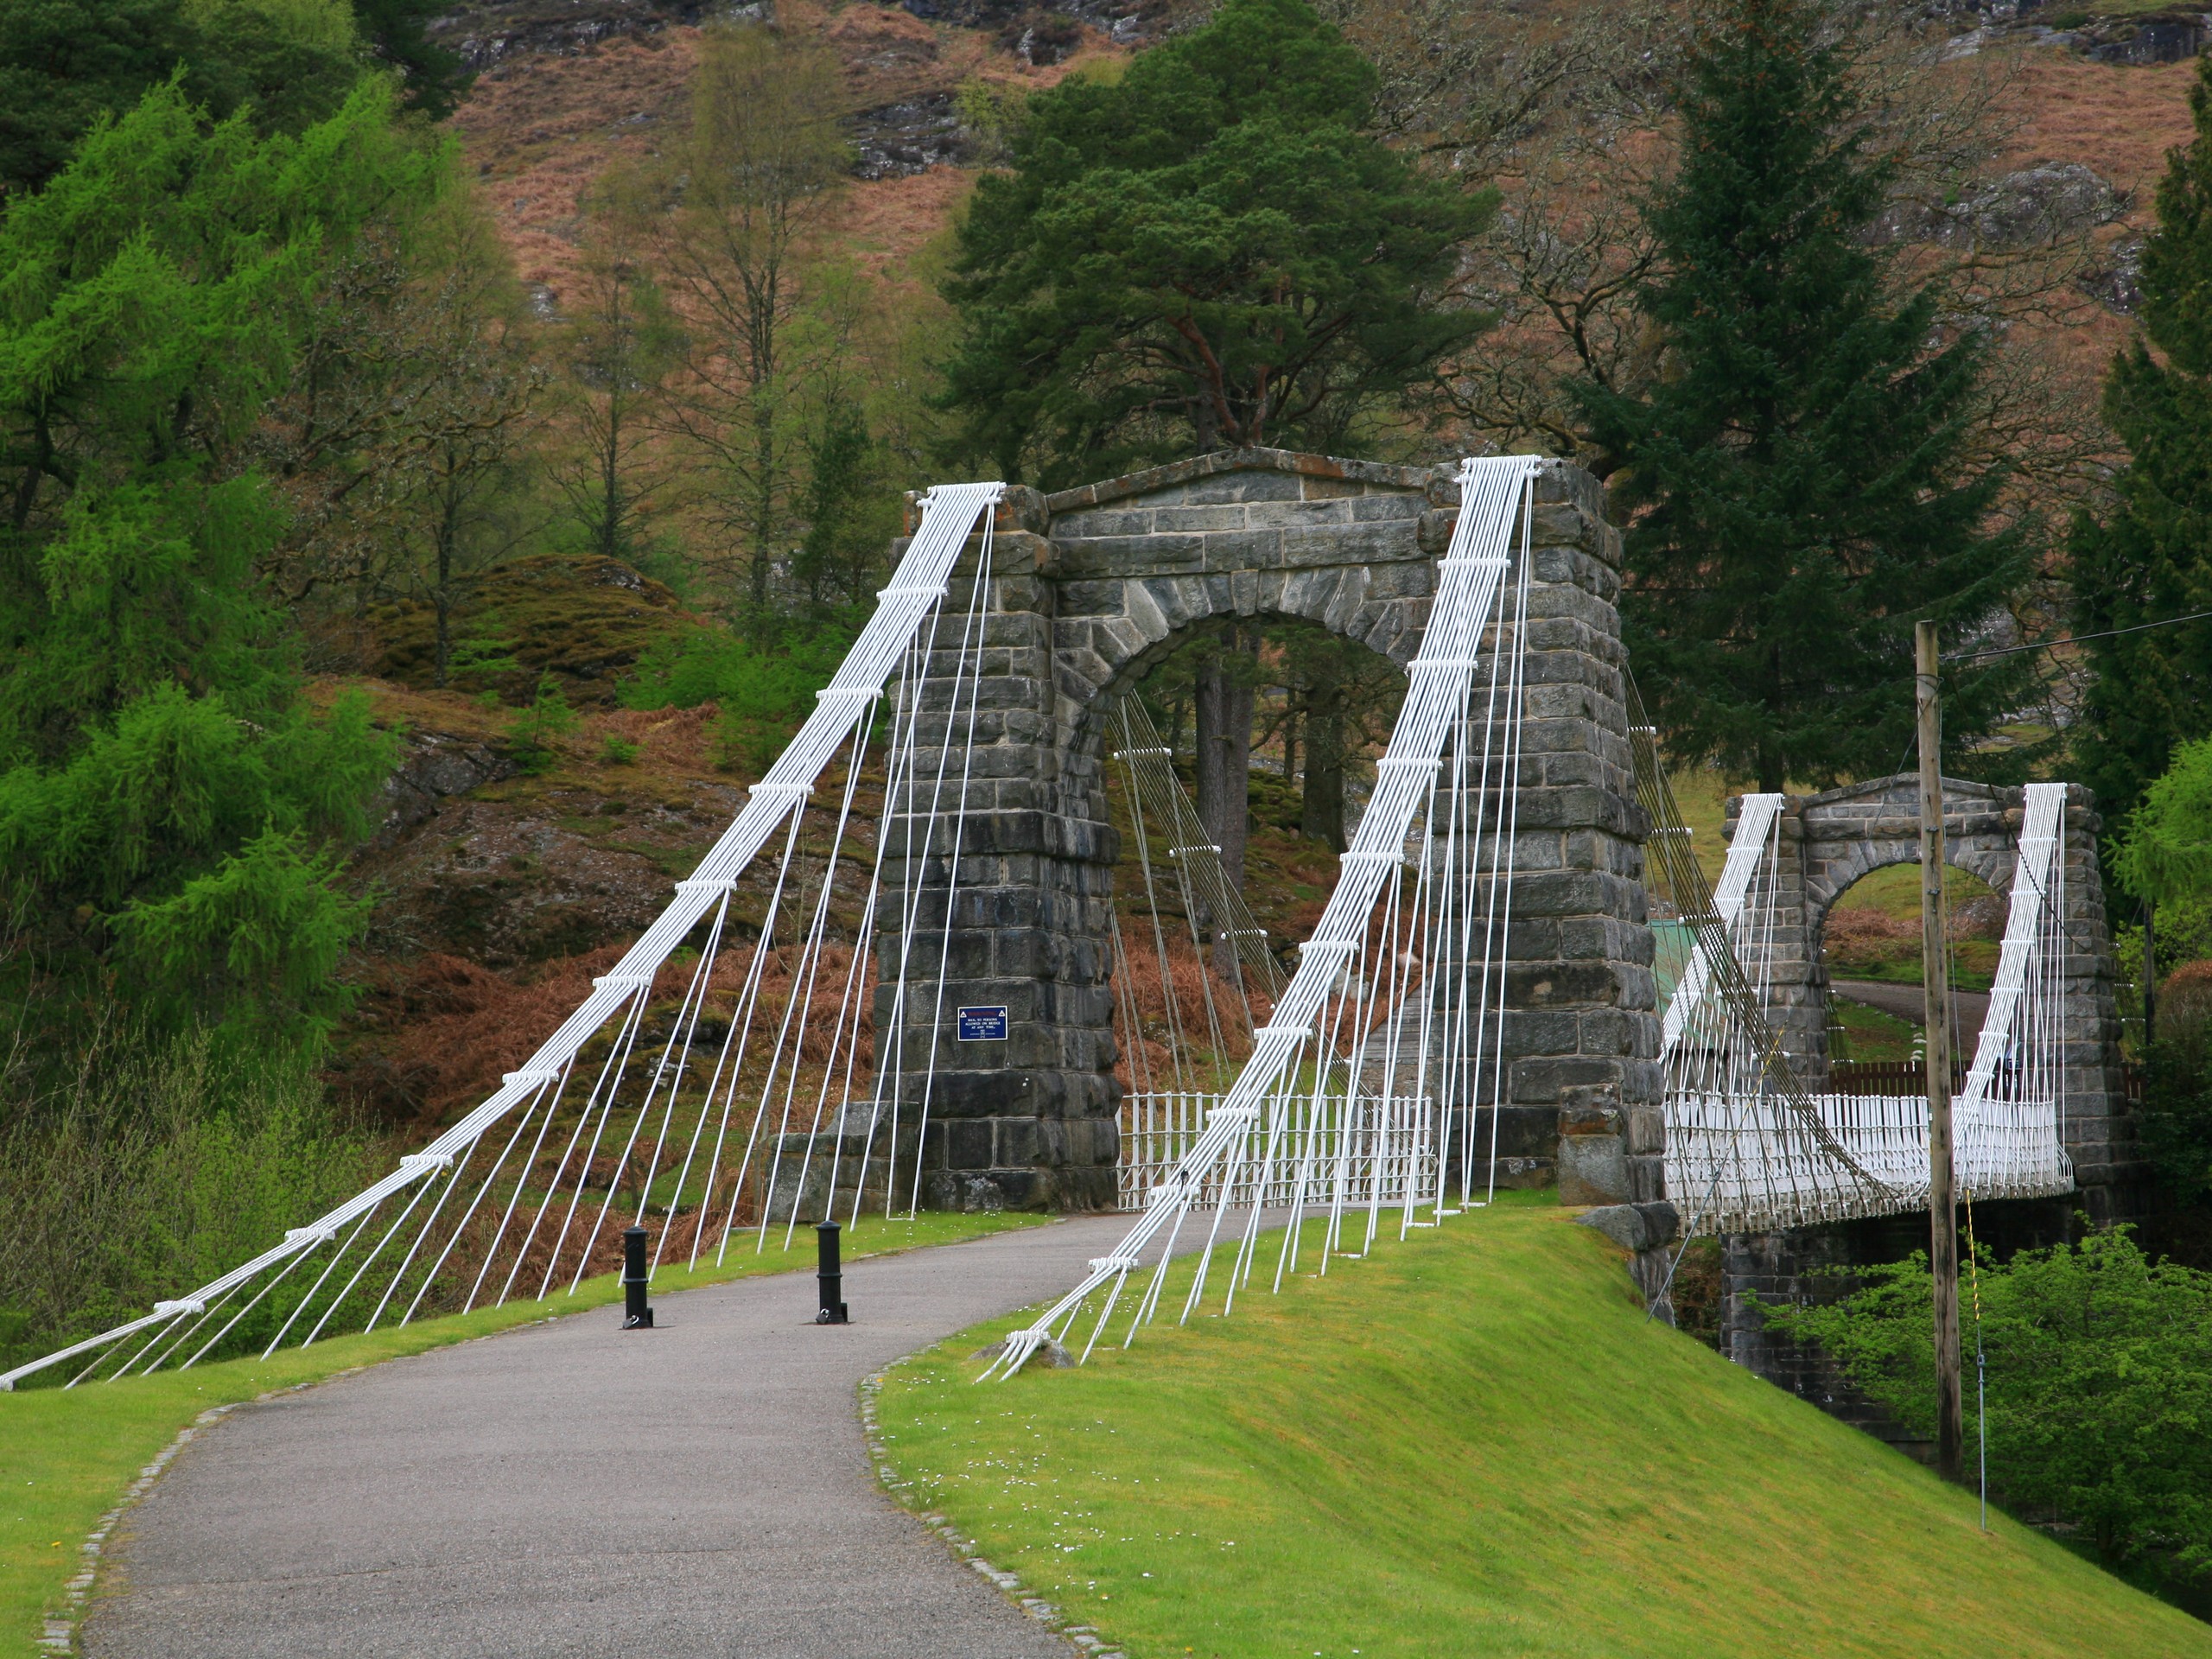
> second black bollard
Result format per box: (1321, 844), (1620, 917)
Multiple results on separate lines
(621, 1224), (655, 1329)
(815, 1221), (849, 1325)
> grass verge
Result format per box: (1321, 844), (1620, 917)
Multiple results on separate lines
(874, 1203), (2212, 1659)
(1831, 995), (1921, 1061)
(1, 1210), (1043, 1657)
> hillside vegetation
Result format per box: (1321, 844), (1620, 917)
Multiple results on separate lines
(875, 1202), (2212, 1658)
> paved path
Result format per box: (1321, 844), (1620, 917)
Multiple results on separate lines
(85, 1217), (1135, 1659)
(1833, 979), (1990, 1053)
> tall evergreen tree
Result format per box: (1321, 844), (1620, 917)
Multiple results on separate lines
(939, 0), (1489, 489)
(0, 82), (420, 1037)
(352, 0), (472, 119)
(2068, 55), (2212, 826)
(0, 0), (377, 203)
(1578, 0), (2034, 791)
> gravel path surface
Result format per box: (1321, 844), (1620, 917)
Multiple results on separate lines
(1832, 978), (1990, 1052)
(84, 1217), (1135, 1659)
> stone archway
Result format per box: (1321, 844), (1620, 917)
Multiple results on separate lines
(1039, 449), (1452, 891)
(870, 448), (1666, 1214)
(1724, 776), (2135, 1207)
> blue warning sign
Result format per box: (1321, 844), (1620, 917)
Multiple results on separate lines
(956, 1006), (1009, 1041)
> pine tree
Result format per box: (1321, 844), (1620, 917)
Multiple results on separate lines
(1577, 0), (2034, 791)
(939, 0), (1489, 489)
(2068, 55), (2212, 826)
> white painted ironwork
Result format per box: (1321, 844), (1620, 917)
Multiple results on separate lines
(984, 454), (1548, 1376)
(10, 447), (2086, 1395)
(1117, 1091), (1435, 1211)
(1656, 777), (2074, 1236)
(3, 482), (1009, 1391)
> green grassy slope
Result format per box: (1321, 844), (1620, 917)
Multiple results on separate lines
(876, 1204), (2212, 1659)
(0, 1211), (1042, 1658)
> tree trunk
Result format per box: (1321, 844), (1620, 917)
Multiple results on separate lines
(433, 469), (459, 690)
(600, 395), (622, 562)
(1301, 685), (1347, 852)
(1758, 734), (1785, 795)
(1195, 651), (1252, 890)
(751, 394), (776, 616)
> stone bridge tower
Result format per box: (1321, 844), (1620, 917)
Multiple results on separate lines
(1722, 778), (2132, 1207)
(874, 448), (1662, 1212)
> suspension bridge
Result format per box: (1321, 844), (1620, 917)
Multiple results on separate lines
(1, 450), (2128, 1394)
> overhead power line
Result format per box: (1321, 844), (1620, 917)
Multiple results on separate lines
(1942, 607), (2212, 664)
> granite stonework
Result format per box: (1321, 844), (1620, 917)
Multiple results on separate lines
(1717, 776), (2134, 1202)
(1714, 777), (2141, 1405)
(871, 486), (1123, 1212)
(873, 448), (1662, 1211)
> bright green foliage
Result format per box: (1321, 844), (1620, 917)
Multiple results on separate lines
(0, 682), (388, 907)
(939, 0), (1491, 488)
(0, 0), (369, 202)
(2119, 730), (2212, 1192)
(2141, 1022), (2212, 1203)
(1764, 1230), (2212, 1572)
(0, 1030), (375, 1370)
(1578, 0), (2035, 792)
(2070, 55), (2212, 827)
(623, 622), (855, 773)
(3, 475), (286, 759)
(2112, 732), (2212, 909)
(0, 82), (423, 1035)
(792, 393), (899, 613)
(504, 672), (579, 773)
(0, 80), (428, 581)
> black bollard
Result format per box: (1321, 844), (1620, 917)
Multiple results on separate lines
(815, 1221), (849, 1325)
(621, 1224), (655, 1329)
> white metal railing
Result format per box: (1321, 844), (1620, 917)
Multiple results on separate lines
(1118, 1092), (1437, 1213)
(1666, 1085), (2072, 1230)
(1657, 780), (2076, 1236)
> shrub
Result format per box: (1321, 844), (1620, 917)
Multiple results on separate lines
(600, 733), (640, 766)
(0, 1026), (378, 1379)
(505, 674), (579, 774)
(1761, 1229), (2212, 1571)
(621, 622), (856, 775)
(2142, 969), (2212, 1203)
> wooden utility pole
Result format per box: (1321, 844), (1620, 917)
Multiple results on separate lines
(1915, 620), (1965, 1481)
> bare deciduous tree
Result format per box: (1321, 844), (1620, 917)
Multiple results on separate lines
(652, 22), (849, 616)
(555, 175), (679, 571)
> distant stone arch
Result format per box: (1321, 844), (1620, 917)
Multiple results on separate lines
(1037, 449), (1452, 840)
(1726, 775), (2134, 1208)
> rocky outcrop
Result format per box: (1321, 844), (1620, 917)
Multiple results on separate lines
(429, 0), (709, 71)
(378, 732), (521, 847)
(357, 777), (746, 968)
(1873, 162), (2126, 248)
(2080, 233), (2146, 315)
(849, 93), (973, 179)
(1942, 3), (2212, 61)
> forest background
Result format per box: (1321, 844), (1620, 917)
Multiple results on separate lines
(5, 0), (2212, 1498)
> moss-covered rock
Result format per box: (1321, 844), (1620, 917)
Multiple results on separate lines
(372, 555), (698, 706)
